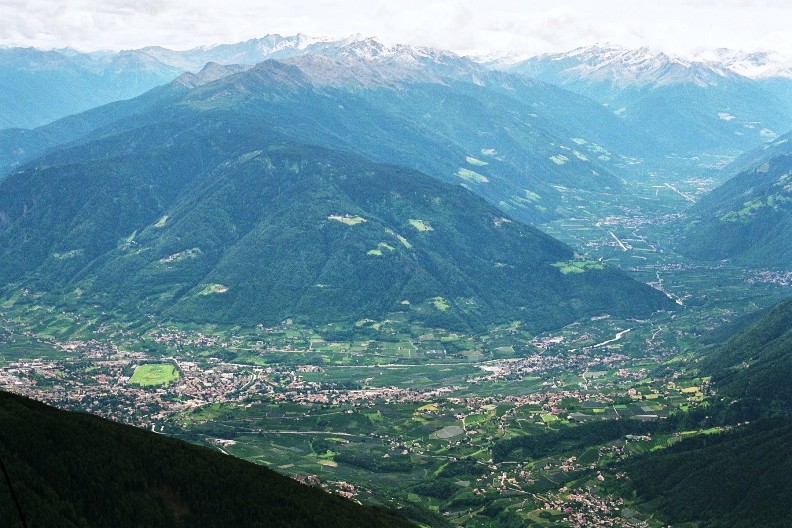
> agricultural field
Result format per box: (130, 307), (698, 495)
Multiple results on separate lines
(0, 275), (784, 526)
(129, 363), (181, 386)
(170, 366), (716, 527)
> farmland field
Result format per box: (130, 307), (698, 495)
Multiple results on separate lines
(129, 364), (181, 386)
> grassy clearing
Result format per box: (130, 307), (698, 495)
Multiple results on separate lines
(235, 150), (263, 165)
(551, 259), (605, 274)
(154, 215), (169, 228)
(368, 242), (396, 256)
(198, 284), (229, 295)
(719, 194), (790, 222)
(465, 156), (489, 166)
(328, 214), (367, 225)
(456, 167), (489, 183)
(430, 297), (450, 311)
(550, 154), (569, 165)
(408, 219), (433, 232)
(129, 363), (180, 386)
(386, 229), (412, 248)
(119, 230), (137, 249)
(52, 249), (83, 260)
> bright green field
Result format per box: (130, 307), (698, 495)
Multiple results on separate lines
(129, 363), (180, 386)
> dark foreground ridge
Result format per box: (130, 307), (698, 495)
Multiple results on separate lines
(705, 296), (792, 417)
(0, 391), (413, 528)
(623, 419), (792, 528)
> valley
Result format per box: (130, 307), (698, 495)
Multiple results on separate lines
(2, 164), (789, 526)
(2, 28), (792, 528)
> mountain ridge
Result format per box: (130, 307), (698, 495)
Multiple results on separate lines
(704, 296), (792, 417)
(0, 129), (674, 332)
(676, 139), (792, 268)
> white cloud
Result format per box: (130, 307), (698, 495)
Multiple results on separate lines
(1, 0), (791, 56)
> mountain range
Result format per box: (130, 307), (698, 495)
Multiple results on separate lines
(1, 30), (791, 528)
(6, 35), (792, 167)
(0, 72), (673, 330)
(0, 42), (659, 228)
(499, 45), (792, 157)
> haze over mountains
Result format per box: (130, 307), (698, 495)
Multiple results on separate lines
(5, 34), (792, 162)
(0, 47), (181, 129)
(0, 38), (654, 228)
(4, 34), (790, 220)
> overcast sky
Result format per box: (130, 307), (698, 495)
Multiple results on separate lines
(2, 0), (792, 56)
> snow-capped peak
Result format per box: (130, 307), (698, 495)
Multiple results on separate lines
(498, 43), (743, 88)
(463, 49), (536, 66)
(694, 48), (792, 79)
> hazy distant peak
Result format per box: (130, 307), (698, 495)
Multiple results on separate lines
(197, 61), (252, 80)
(483, 43), (792, 84)
(0, 46), (75, 70)
(172, 62), (252, 88)
(283, 39), (480, 88)
(332, 37), (459, 61)
(247, 59), (312, 83)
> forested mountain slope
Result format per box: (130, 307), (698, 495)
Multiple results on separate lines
(0, 125), (673, 331)
(0, 391), (413, 528)
(677, 146), (792, 267)
(624, 419), (792, 528)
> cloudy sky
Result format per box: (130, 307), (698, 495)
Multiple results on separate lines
(2, 0), (792, 56)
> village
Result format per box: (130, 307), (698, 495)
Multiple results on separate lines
(0, 304), (714, 527)
(0, 321), (701, 431)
